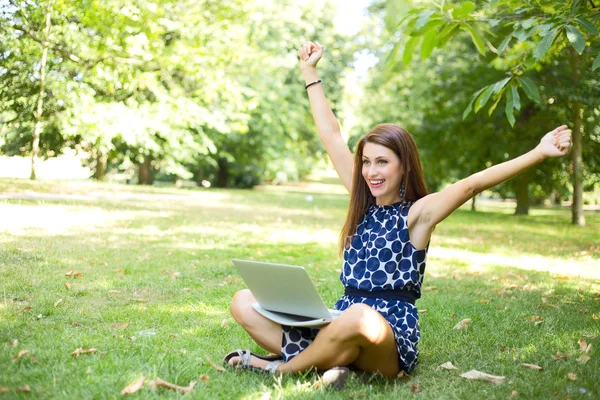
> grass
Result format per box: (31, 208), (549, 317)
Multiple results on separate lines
(1, 177), (599, 399)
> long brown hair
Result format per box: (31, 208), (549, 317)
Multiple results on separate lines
(339, 124), (429, 254)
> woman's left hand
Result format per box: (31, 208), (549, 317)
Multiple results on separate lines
(537, 125), (572, 158)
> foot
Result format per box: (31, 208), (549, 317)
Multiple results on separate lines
(228, 354), (270, 370)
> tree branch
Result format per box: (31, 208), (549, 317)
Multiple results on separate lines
(10, 24), (82, 63)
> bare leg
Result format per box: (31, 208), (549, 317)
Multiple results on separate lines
(229, 302), (401, 377)
(229, 289), (283, 357)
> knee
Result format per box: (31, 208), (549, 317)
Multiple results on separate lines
(333, 304), (385, 344)
(229, 289), (254, 325)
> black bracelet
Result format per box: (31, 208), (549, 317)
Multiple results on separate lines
(305, 79), (322, 89)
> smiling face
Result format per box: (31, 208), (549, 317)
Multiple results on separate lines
(361, 142), (403, 205)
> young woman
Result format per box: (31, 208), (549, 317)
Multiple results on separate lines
(224, 41), (572, 377)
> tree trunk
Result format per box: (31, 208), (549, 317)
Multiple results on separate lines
(93, 149), (107, 181)
(514, 174), (529, 215)
(569, 48), (585, 226)
(471, 195), (477, 211)
(30, 7), (52, 180)
(138, 155), (154, 185)
(216, 159), (229, 187)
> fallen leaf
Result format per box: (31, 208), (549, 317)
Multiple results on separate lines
(65, 271), (84, 278)
(593, 314), (599, 320)
(10, 339), (18, 347)
(220, 319), (228, 328)
(108, 290), (121, 294)
(437, 361), (458, 370)
(148, 377), (196, 394)
(410, 384), (421, 392)
(121, 376), (146, 395)
(129, 336), (136, 341)
(500, 345), (506, 351)
(479, 299), (489, 304)
(555, 275), (570, 280)
(0, 386), (8, 393)
(12, 350), (30, 361)
(64, 282), (71, 290)
(576, 355), (590, 364)
(110, 323), (130, 329)
(31, 354), (38, 363)
(86, 366), (92, 374)
(527, 316), (542, 322)
(114, 269), (125, 274)
(170, 271), (181, 281)
(396, 370), (411, 379)
(198, 374), (209, 383)
(460, 370), (505, 384)
(16, 385), (30, 393)
(521, 363), (543, 371)
(127, 298), (149, 303)
(534, 321), (543, 326)
(418, 309), (428, 314)
(567, 373), (576, 381)
(453, 318), (472, 330)
(54, 298), (63, 308)
(552, 353), (568, 360)
(169, 334), (179, 338)
(206, 356), (225, 372)
(511, 390), (518, 397)
(182, 288), (191, 292)
(36, 314), (42, 319)
(22, 306), (32, 312)
(71, 348), (97, 358)
(423, 286), (437, 291)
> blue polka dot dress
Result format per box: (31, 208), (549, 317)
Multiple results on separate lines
(280, 201), (428, 373)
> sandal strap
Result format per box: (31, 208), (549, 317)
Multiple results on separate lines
(265, 360), (283, 374)
(240, 350), (252, 367)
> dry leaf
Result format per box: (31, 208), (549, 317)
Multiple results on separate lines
(593, 314), (599, 320)
(170, 271), (181, 281)
(521, 363), (543, 371)
(198, 374), (210, 383)
(206, 356), (225, 372)
(576, 355), (590, 364)
(552, 353), (568, 360)
(527, 316), (542, 322)
(10, 339), (18, 347)
(460, 370), (505, 384)
(31, 354), (38, 363)
(396, 370), (411, 379)
(16, 385), (30, 393)
(110, 323), (130, 329)
(148, 377), (196, 394)
(65, 271), (84, 278)
(567, 373), (577, 381)
(437, 361), (458, 370)
(511, 390), (518, 397)
(453, 318), (472, 330)
(0, 386), (9, 393)
(182, 288), (191, 292)
(169, 334), (179, 338)
(71, 348), (97, 358)
(54, 298), (63, 308)
(127, 298), (149, 303)
(577, 338), (592, 353)
(479, 299), (490, 304)
(129, 336), (136, 341)
(114, 269), (125, 274)
(534, 321), (543, 326)
(121, 376), (146, 395)
(108, 290), (121, 294)
(64, 282), (71, 290)
(418, 309), (428, 314)
(423, 286), (437, 291)
(12, 350), (30, 361)
(410, 384), (421, 392)
(220, 319), (228, 328)
(86, 366), (92, 374)
(22, 306), (32, 312)
(555, 275), (570, 280)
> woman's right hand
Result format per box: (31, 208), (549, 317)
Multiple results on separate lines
(298, 41), (324, 70)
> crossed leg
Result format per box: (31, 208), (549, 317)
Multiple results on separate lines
(228, 289), (400, 377)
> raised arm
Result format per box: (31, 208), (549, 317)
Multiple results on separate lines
(408, 125), (572, 249)
(298, 41), (354, 192)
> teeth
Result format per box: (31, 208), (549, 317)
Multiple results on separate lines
(370, 180), (384, 185)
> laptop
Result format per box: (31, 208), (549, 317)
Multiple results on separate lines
(232, 259), (344, 328)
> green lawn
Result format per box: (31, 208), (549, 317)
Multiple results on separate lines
(1, 178), (599, 399)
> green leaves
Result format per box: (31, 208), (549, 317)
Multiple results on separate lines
(533, 28), (559, 60)
(505, 83), (515, 127)
(517, 77), (540, 103)
(565, 25), (586, 54)
(452, 2), (476, 19)
(593, 54), (600, 72)
(463, 24), (486, 55)
(575, 18), (598, 36)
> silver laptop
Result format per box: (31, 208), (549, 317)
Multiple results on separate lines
(232, 259), (344, 327)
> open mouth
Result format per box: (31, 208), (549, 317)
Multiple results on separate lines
(369, 179), (384, 188)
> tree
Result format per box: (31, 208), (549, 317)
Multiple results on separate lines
(380, 0), (600, 224)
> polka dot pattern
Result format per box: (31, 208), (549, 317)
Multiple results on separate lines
(280, 201), (428, 374)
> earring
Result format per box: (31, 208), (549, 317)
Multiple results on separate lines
(399, 182), (406, 200)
